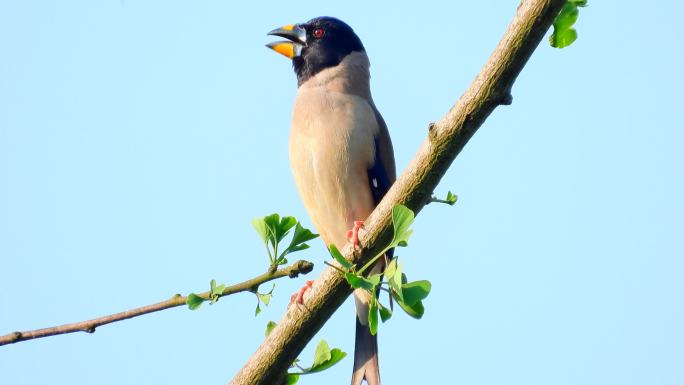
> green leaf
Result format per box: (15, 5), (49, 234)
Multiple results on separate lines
(550, 25), (577, 48)
(253, 216), (276, 263)
(556, 3), (579, 29)
(446, 191), (458, 205)
(378, 301), (392, 322)
(258, 292), (272, 306)
(186, 293), (205, 310)
(265, 320), (277, 337)
(289, 340), (347, 377)
(286, 339), (347, 375)
(279, 216), (298, 237)
(254, 284), (275, 315)
(368, 298), (379, 335)
(390, 204), (414, 248)
(252, 217), (269, 243)
(279, 222), (319, 260)
(292, 222), (319, 244)
(431, 191), (458, 205)
(284, 243), (309, 254)
(209, 279), (225, 303)
(401, 280), (431, 306)
(329, 243), (353, 270)
(312, 339), (332, 369)
(310, 348), (346, 373)
(384, 258), (397, 280)
(397, 298), (425, 319)
(262, 214), (279, 246)
(284, 374), (299, 385)
(283, 223), (319, 256)
(368, 274), (382, 287)
(549, 1), (586, 48)
(345, 273), (376, 290)
(388, 260), (403, 303)
(264, 214), (297, 245)
(254, 214), (317, 265)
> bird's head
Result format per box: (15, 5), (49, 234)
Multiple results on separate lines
(266, 17), (365, 85)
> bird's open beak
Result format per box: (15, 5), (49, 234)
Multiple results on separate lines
(266, 24), (307, 59)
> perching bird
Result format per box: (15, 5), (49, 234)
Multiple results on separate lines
(267, 17), (396, 385)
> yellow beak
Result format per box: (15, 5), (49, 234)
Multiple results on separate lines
(266, 24), (307, 59)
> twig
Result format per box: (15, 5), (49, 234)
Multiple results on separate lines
(229, 1), (568, 384)
(428, 197), (456, 205)
(0, 259), (313, 346)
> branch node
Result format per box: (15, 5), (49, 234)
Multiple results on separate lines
(289, 260), (314, 278)
(85, 326), (96, 334)
(500, 93), (513, 105)
(10, 331), (21, 342)
(428, 122), (438, 141)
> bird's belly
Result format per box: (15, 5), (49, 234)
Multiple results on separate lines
(289, 90), (378, 247)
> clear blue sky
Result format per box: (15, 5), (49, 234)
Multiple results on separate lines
(2, 2), (683, 384)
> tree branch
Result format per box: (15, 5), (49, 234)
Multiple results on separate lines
(229, 1), (567, 384)
(0, 259), (314, 346)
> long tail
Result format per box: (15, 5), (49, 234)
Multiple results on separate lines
(351, 317), (380, 385)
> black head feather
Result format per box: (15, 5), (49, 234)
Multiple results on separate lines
(293, 17), (365, 86)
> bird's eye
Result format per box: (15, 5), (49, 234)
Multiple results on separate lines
(313, 28), (325, 39)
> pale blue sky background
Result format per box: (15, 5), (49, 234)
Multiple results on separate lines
(1, 1), (683, 384)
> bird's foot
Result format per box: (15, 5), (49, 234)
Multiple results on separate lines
(290, 280), (314, 305)
(346, 220), (365, 249)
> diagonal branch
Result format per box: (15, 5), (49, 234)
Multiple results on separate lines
(0, 259), (313, 346)
(229, 1), (567, 384)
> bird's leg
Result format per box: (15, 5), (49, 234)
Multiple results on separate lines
(346, 220), (365, 249)
(290, 280), (314, 305)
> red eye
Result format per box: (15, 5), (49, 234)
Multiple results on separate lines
(313, 28), (325, 38)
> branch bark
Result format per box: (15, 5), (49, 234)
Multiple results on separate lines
(229, 1), (567, 384)
(0, 259), (313, 346)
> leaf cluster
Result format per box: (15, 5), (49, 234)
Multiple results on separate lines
(185, 279), (227, 310)
(254, 284), (275, 316)
(253, 214), (319, 268)
(550, 0), (587, 48)
(328, 205), (432, 335)
(186, 214), (318, 312)
(430, 190), (458, 205)
(265, 322), (346, 384)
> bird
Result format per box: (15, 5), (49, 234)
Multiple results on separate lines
(266, 17), (396, 385)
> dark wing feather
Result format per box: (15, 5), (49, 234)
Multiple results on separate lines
(367, 103), (396, 206)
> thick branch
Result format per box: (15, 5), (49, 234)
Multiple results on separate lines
(0, 259), (313, 346)
(229, 1), (567, 384)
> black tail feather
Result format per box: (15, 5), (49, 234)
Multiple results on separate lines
(351, 317), (380, 385)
